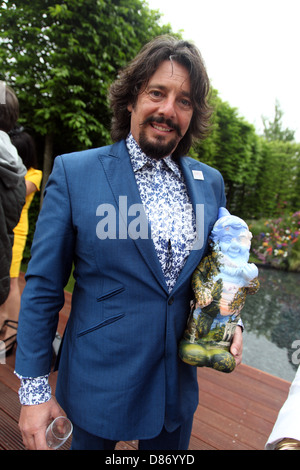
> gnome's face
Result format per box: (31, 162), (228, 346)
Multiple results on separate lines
(218, 225), (251, 263)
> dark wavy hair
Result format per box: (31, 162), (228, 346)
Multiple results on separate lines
(0, 84), (19, 133)
(109, 35), (212, 158)
(9, 127), (38, 169)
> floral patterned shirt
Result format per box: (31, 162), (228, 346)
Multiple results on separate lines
(126, 133), (197, 291)
(16, 134), (197, 405)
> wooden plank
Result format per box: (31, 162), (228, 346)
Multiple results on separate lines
(191, 417), (255, 450)
(197, 367), (289, 420)
(116, 440), (138, 450)
(0, 363), (20, 393)
(197, 373), (279, 425)
(236, 363), (292, 392)
(195, 387), (275, 437)
(197, 367), (289, 411)
(188, 434), (217, 450)
(0, 382), (21, 421)
(0, 409), (25, 450)
(194, 403), (266, 450)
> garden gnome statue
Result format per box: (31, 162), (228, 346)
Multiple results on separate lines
(179, 207), (259, 373)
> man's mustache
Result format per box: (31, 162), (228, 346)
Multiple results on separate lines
(140, 116), (182, 138)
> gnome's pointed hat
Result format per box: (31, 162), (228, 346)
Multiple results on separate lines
(210, 207), (250, 243)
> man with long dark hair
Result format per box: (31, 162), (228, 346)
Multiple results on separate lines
(16, 36), (242, 450)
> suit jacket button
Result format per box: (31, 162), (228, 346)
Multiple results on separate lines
(168, 297), (174, 305)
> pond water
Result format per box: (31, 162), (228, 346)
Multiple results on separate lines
(241, 266), (300, 382)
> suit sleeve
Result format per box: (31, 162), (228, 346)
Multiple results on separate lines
(15, 156), (75, 377)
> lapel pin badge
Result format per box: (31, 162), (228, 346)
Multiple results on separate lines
(192, 170), (204, 180)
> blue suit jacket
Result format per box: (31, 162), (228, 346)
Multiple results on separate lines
(15, 140), (226, 441)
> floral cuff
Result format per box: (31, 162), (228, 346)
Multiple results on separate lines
(15, 373), (52, 405)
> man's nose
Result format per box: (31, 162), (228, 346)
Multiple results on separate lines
(158, 97), (176, 119)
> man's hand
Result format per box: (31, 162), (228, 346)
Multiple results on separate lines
(230, 326), (243, 367)
(19, 397), (66, 450)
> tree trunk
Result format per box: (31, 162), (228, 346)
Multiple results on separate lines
(40, 133), (53, 208)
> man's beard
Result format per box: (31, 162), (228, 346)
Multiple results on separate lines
(138, 116), (182, 160)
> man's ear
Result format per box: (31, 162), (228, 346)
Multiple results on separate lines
(127, 103), (133, 113)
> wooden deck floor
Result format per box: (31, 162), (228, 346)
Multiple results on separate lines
(0, 274), (292, 451)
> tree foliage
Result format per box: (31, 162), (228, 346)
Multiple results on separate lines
(0, 0), (299, 222)
(193, 91), (262, 216)
(262, 100), (295, 142)
(0, 0), (174, 189)
(192, 91), (299, 219)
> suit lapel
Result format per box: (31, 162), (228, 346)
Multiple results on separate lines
(98, 141), (169, 292)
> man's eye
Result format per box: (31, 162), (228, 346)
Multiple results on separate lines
(149, 90), (163, 99)
(180, 98), (192, 108)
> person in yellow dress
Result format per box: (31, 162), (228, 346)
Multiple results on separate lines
(0, 128), (42, 353)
